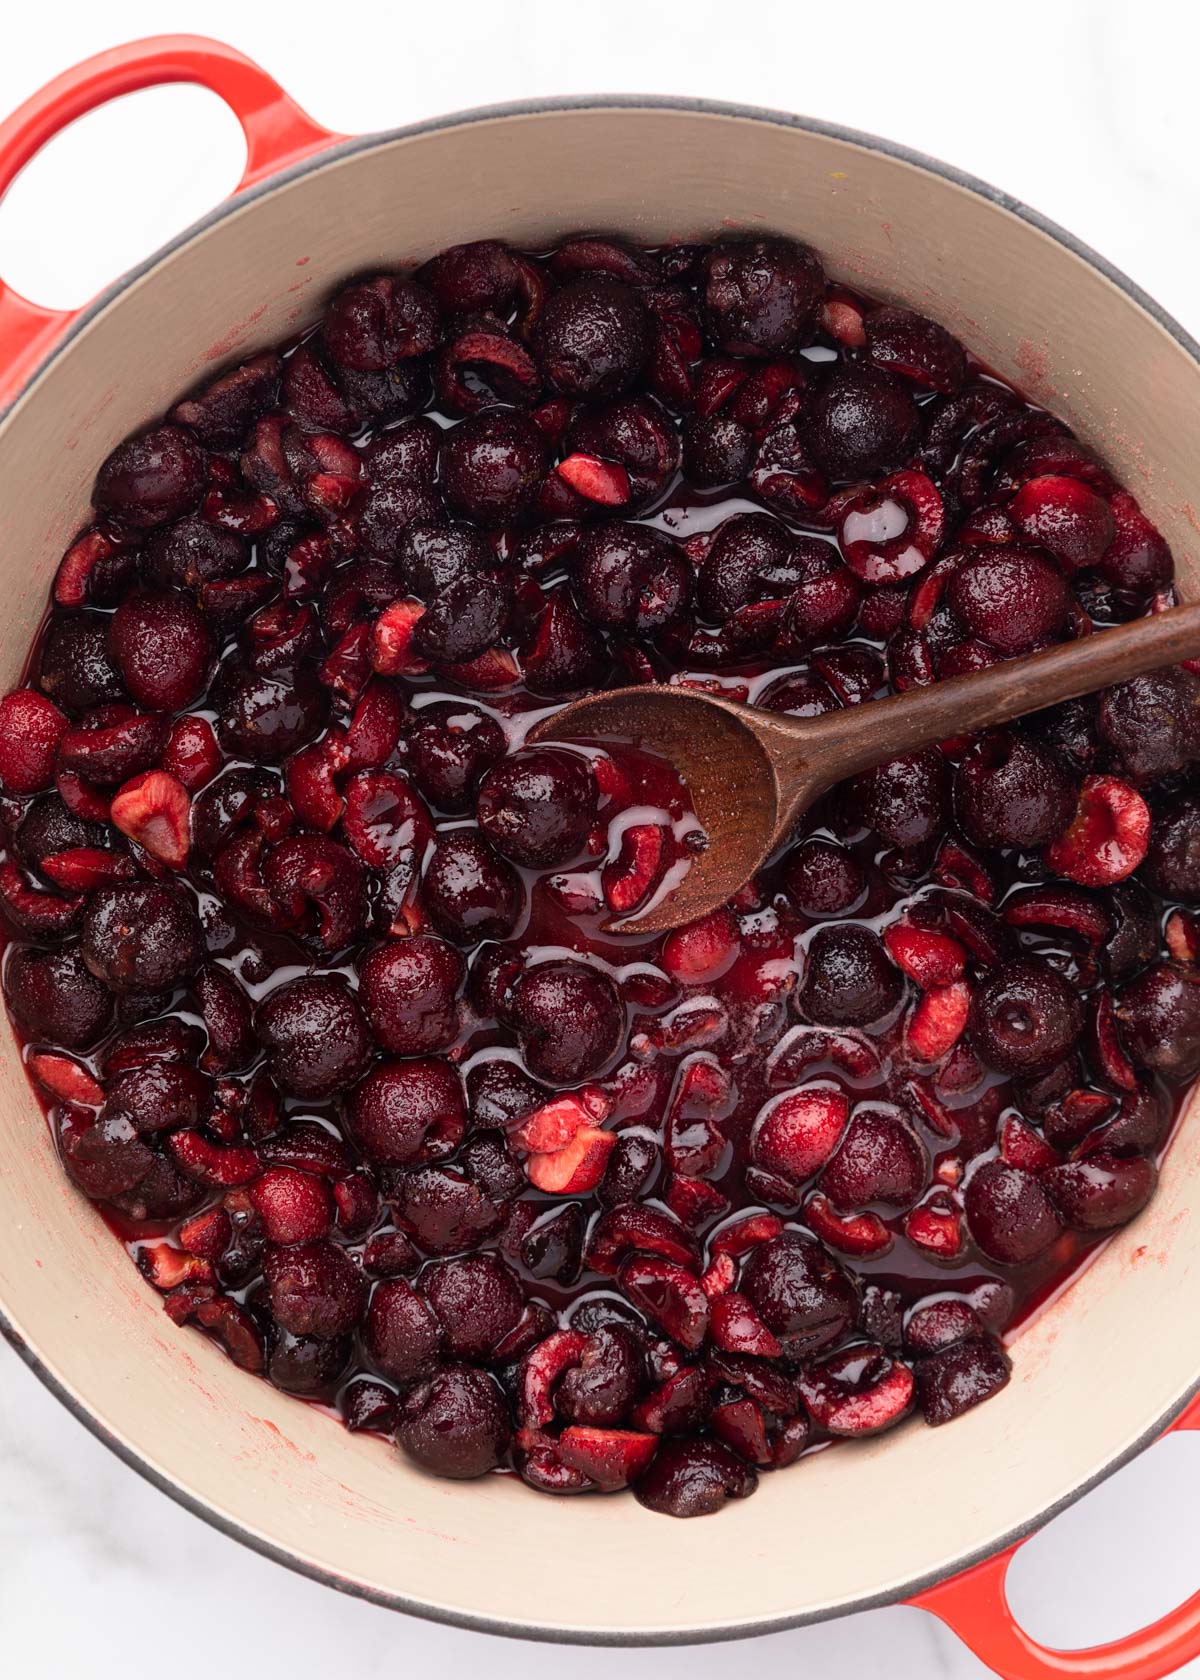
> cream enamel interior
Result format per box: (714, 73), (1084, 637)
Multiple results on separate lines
(0, 104), (1198, 1642)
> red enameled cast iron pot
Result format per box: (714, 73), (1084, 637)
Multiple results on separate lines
(1, 34), (1199, 1676)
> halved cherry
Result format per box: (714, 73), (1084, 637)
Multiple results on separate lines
(904, 1196), (964, 1258)
(555, 453), (632, 506)
(708, 1290), (783, 1358)
(804, 1190), (892, 1257)
(1003, 886), (1110, 949)
(1044, 775), (1150, 887)
(286, 730), (350, 832)
(630, 1366), (708, 1436)
(1089, 991), (1139, 1093)
(710, 1396), (773, 1465)
(518, 1328), (588, 1427)
(28, 1051), (104, 1107)
(660, 908), (741, 984)
(138, 1243), (215, 1292)
(797, 1345), (915, 1436)
(708, 1211), (784, 1259)
(906, 980), (971, 1062)
(371, 599), (431, 675)
(161, 715), (222, 792)
(998, 1113), (1059, 1173)
(666, 1174), (730, 1229)
(513, 1091), (601, 1155)
(54, 528), (121, 608)
(1009, 474), (1114, 570)
(0, 860), (84, 936)
(618, 1255), (709, 1350)
(749, 1084), (848, 1184)
(586, 1203), (701, 1274)
(1166, 909), (1200, 965)
(884, 923), (966, 988)
(110, 770), (191, 870)
(178, 1206), (233, 1262)
(766, 1026), (883, 1088)
(526, 1125), (616, 1193)
(169, 1131), (259, 1187)
(934, 837), (997, 903)
(345, 681), (406, 770)
(39, 847), (136, 892)
(838, 470), (944, 584)
(700, 1250), (737, 1298)
(439, 646), (522, 692)
(602, 822), (669, 916)
(557, 1426), (658, 1489)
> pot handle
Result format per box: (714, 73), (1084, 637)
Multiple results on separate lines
(912, 1390), (1200, 1680)
(0, 34), (341, 404)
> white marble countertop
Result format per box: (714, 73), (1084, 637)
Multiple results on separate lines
(3, 2), (1200, 1673)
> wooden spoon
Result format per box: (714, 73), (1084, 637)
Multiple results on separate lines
(528, 604), (1200, 934)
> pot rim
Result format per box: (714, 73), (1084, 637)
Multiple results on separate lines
(2, 89), (1198, 1645)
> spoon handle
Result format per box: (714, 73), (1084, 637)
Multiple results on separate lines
(801, 603), (1200, 788)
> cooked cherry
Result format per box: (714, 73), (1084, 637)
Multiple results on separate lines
(215, 666), (328, 762)
(812, 365), (919, 480)
(358, 935), (463, 1054)
(423, 831), (524, 943)
(4, 944), (113, 1047)
(255, 975), (370, 1097)
(865, 306), (967, 394)
(796, 925), (902, 1028)
(573, 523), (691, 632)
(846, 749), (949, 849)
(533, 277), (650, 396)
(682, 414), (754, 488)
(916, 1335), (1011, 1426)
(170, 352), (281, 449)
(634, 1436), (756, 1517)
(741, 1231), (858, 1356)
(946, 547), (1070, 654)
(80, 882), (201, 994)
(324, 274), (440, 370)
(1116, 963), (1200, 1080)
(422, 1253), (524, 1360)
(348, 1058), (466, 1166)
(440, 409), (546, 525)
(702, 238), (823, 356)
(1098, 670), (1200, 782)
(142, 517), (246, 591)
(396, 1365), (511, 1479)
(268, 1327), (351, 1395)
(698, 512), (799, 620)
(1143, 794), (1200, 903)
(964, 1160), (1061, 1263)
(954, 731), (1076, 850)
(39, 614), (125, 714)
(264, 1237), (365, 1339)
(969, 958), (1083, 1076)
(94, 424), (206, 529)
(477, 747), (598, 867)
(782, 839), (865, 916)
(406, 701), (506, 813)
(510, 960), (624, 1082)
(364, 1278), (442, 1383)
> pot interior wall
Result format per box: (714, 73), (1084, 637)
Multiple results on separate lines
(0, 105), (1197, 1639)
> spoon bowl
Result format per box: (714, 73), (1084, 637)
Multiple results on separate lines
(530, 603), (1200, 933)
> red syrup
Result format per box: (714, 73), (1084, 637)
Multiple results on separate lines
(0, 234), (1194, 1516)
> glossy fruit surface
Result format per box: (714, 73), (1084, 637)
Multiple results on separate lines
(3, 227), (1193, 1519)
